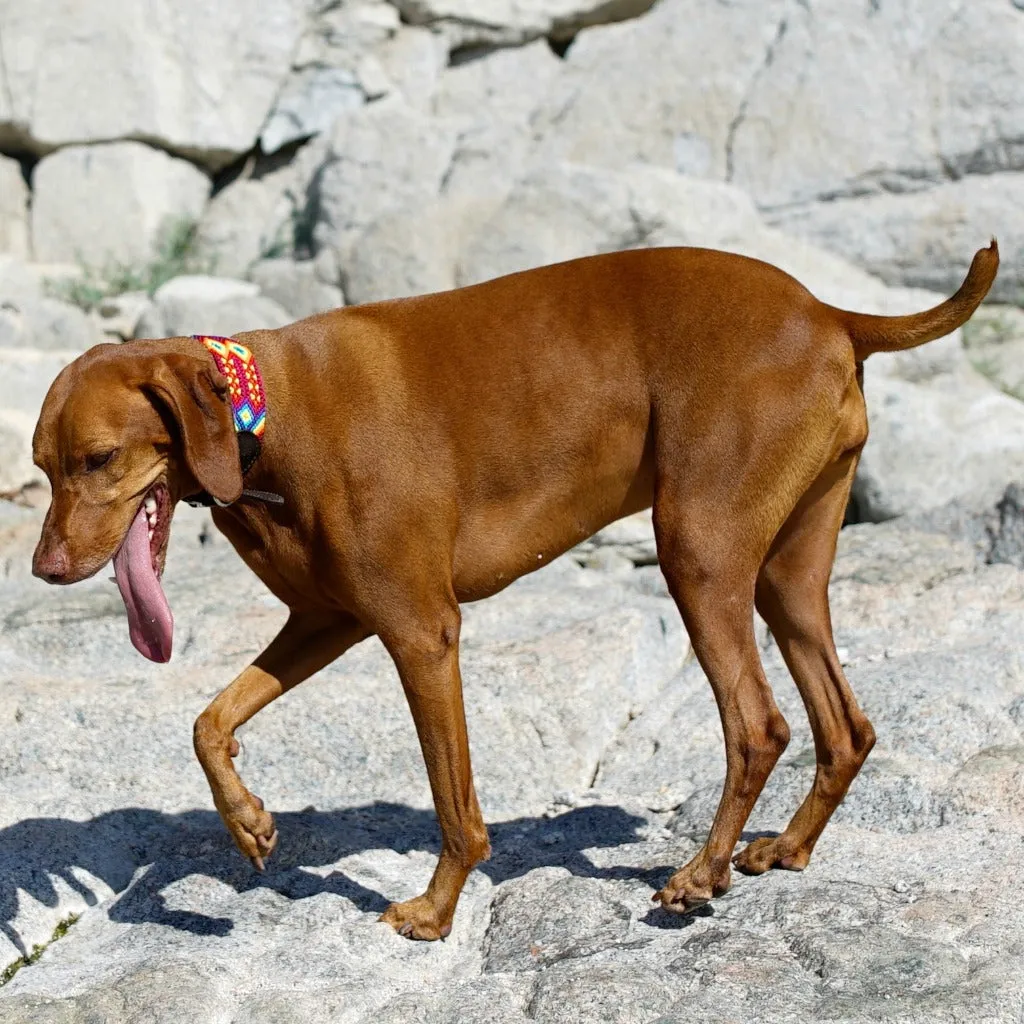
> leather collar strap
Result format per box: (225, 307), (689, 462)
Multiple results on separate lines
(184, 335), (283, 508)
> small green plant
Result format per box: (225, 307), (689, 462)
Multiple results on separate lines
(0, 913), (80, 987)
(47, 215), (216, 312)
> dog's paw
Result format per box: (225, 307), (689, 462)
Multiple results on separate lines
(732, 835), (810, 876)
(380, 895), (453, 941)
(653, 860), (730, 914)
(217, 789), (278, 871)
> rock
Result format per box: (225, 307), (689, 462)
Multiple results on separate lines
(135, 275), (292, 338)
(3, 501), (1024, 1017)
(0, 156), (30, 259)
(572, 510), (658, 568)
(196, 137), (329, 279)
(431, 40), (565, 205)
(372, 26), (447, 112)
(512, 0), (1024, 297)
(259, 2), (435, 155)
(0, 348), (91, 495)
(455, 160), (870, 292)
(313, 101), (461, 270)
(152, 276), (259, 305)
(341, 198), (476, 304)
(768, 174), (1023, 302)
(392, 0), (659, 47)
(0, 0), (302, 169)
(260, 67), (365, 157)
(526, 0), (790, 178)
(0, 293), (105, 354)
(852, 360), (1024, 522)
(962, 303), (1024, 401)
(728, 1), (1024, 209)
(31, 143), (210, 270)
(247, 260), (344, 320)
(91, 292), (153, 341)
(987, 483), (1024, 570)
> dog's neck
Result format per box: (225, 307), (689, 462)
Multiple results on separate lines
(184, 334), (284, 509)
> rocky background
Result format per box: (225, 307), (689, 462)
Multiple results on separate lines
(2, 0), (1024, 1021)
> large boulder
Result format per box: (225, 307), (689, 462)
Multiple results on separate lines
(0, 0), (302, 169)
(0, 258), (105, 495)
(392, 0), (658, 47)
(135, 275), (292, 338)
(313, 101), (462, 269)
(195, 137), (329, 280)
(2, 507), (1024, 1019)
(259, 2), (440, 156)
(510, 0), (1024, 295)
(247, 259), (344, 321)
(962, 303), (1024, 401)
(0, 156), (30, 259)
(853, 356), (1024, 522)
(728, 0), (1024, 210)
(31, 142), (210, 269)
(769, 174), (1023, 303)
(527, 0), (788, 178)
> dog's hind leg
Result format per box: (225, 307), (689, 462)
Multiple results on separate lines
(651, 481), (793, 913)
(193, 610), (369, 870)
(734, 452), (875, 876)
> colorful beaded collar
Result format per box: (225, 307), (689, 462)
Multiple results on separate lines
(185, 335), (282, 507)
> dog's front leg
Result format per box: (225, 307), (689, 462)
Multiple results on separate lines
(377, 602), (491, 941)
(193, 610), (368, 869)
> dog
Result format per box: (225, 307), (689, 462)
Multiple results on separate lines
(31, 242), (998, 939)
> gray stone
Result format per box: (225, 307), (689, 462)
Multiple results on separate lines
(135, 275), (292, 338)
(987, 483), (1024, 569)
(0, 156), (30, 259)
(91, 292), (153, 341)
(0, 0), (302, 170)
(2, 504), (1024, 1017)
(261, 66), (365, 156)
(392, 0), (658, 48)
(313, 101), (461, 270)
(195, 137), (329, 279)
(962, 303), (1024, 401)
(0, 348), (89, 495)
(852, 359), (1024, 522)
(341, 199), (474, 304)
(768, 174), (1024, 302)
(0, 294), (104, 354)
(248, 259), (344, 320)
(30, 143), (211, 269)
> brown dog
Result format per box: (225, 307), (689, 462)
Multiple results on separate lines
(31, 243), (998, 939)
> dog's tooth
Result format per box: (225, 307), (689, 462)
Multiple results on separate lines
(144, 497), (157, 515)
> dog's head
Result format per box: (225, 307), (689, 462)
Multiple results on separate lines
(31, 340), (243, 661)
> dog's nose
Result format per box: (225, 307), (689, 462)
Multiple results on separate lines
(33, 541), (70, 583)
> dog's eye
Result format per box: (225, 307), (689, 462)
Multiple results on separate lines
(84, 449), (116, 473)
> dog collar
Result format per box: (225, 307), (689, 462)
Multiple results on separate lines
(184, 335), (283, 508)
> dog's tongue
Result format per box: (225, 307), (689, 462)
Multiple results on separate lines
(112, 503), (173, 663)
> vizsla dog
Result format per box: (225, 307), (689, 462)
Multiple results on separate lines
(31, 242), (998, 939)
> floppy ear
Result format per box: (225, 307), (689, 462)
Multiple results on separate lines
(145, 353), (243, 505)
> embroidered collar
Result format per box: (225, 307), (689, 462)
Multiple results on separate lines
(184, 335), (283, 508)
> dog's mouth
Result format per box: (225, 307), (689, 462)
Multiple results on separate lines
(111, 482), (174, 663)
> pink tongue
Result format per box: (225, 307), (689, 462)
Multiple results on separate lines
(112, 504), (173, 663)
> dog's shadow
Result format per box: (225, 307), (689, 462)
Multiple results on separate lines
(0, 802), (687, 952)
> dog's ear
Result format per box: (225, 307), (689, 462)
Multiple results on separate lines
(145, 353), (243, 505)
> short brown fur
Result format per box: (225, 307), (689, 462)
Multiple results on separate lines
(31, 242), (998, 938)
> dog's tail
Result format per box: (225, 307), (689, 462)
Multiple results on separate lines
(837, 240), (999, 361)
